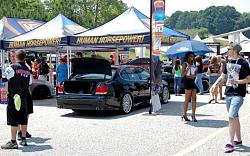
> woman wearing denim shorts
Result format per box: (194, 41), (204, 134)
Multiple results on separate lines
(207, 56), (222, 103)
(211, 44), (250, 153)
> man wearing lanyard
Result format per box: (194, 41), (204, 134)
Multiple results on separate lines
(211, 44), (250, 153)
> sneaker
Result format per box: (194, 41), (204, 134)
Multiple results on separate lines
(1, 141), (18, 149)
(198, 93), (203, 95)
(208, 99), (214, 104)
(26, 132), (32, 138)
(19, 139), (27, 146)
(17, 131), (22, 141)
(220, 97), (226, 100)
(234, 141), (242, 146)
(225, 144), (234, 153)
(18, 131), (32, 140)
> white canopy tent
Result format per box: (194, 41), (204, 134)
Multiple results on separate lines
(4, 14), (88, 80)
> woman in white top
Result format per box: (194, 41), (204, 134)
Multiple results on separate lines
(181, 52), (197, 122)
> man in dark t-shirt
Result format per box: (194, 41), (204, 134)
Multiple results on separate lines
(1, 50), (31, 149)
(211, 44), (250, 153)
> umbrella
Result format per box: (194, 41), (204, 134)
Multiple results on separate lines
(166, 40), (213, 58)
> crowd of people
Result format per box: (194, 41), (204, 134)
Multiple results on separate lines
(171, 44), (250, 153)
(0, 44), (249, 153)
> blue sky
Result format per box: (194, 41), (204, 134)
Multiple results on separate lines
(122, 0), (250, 16)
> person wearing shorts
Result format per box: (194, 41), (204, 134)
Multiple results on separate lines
(1, 50), (32, 149)
(207, 56), (222, 103)
(182, 52), (197, 122)
(211, 44), (250, 153)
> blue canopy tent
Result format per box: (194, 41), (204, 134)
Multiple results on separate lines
(0, 17), (45, 41)
(69, 7), (189, 64)
(2, 14), (88, 79)
(69, 7), (150, 47)
(3, 14), (86, 51)
(69, 7), (189, 47)
(163, 26), (190, 39)
(0, 17), (45, 70)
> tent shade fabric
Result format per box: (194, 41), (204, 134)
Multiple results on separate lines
(75, 7), (149, 37)
(0, 17), (45, 40)
(71, 7), (189, 47)
(3, 14), (86, 49)
(163, 26), (190, 38)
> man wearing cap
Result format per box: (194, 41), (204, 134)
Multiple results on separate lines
(1, 50), (32, 149)
(211, 44), (250, 153)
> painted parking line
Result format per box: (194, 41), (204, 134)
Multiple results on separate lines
(173, 114), (250, 156)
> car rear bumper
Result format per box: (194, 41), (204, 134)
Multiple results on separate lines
(56, 94), (119, 111)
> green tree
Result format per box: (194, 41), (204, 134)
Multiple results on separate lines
(43, 0), (127, 29)
(235, 12), (250, 38)
(198, 6), (241, 35)
(175, 11), (199, 29)
(165, 11), (182, 28)
(0, 0), (47, 21)
(197, 27), (210, 39)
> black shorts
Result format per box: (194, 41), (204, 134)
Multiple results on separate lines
(184, 77), (196, 90)
(27, 92), (33, 114)
(7, 99), (28, 126)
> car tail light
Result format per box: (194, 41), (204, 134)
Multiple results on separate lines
(57, 85), (63, 94)
(95, 84), (108, 95)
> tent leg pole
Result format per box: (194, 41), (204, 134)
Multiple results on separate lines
(49, 51), (53, 85)
(116, 47), (119, 65)
(56, 49), (59, 86)
(69, 46), (72, 74)
(67, 46), (69, 79)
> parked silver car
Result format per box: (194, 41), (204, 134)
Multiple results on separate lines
(30, 79), (55, 99)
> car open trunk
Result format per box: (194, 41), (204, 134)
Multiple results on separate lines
(63, 80), (104, 94)
(63, 58), (112, 95)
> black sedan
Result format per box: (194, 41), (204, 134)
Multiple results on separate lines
(57, 58), (170, 114)
(161, 65), (209, 93)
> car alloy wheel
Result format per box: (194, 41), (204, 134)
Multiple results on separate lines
(161, 86), (169, 104)
(121, 93), (133, 114)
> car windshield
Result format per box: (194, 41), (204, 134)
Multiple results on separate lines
(72, 70), (116, 80)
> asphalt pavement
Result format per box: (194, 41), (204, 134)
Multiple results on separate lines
(0, 86), (250, 156)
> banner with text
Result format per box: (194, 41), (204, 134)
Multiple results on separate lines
(3, 37), (68, 49)
(70, 33), (150, 46)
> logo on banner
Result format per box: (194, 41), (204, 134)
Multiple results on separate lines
(18, 21), (44, 32)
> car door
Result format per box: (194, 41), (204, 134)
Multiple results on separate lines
(137, 67), (150, 101)
(121, 67), (143, 104)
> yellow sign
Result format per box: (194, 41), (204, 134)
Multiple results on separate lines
(76, 35), (145, 45)
(8, 38), (62, 49)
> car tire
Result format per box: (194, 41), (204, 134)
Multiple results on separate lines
(202, 79), (209, 93)
(72, 109), (84, 113)
(32, 85), (50, 100)
(160, 85), (170, 104)
(120, 93), (133, 114)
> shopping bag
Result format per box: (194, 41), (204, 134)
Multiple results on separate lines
(151, 94), (161, 112)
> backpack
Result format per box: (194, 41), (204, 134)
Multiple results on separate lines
(39, 63), (49, 75)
